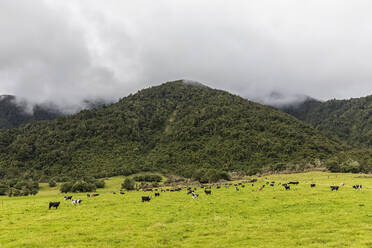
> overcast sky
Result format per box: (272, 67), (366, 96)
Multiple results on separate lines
(1, 0), (372, 111)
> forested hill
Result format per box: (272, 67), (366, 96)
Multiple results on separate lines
(0, 81), (343, 180)
(0, 95), (62, 129)
(282, 95), (372, 147)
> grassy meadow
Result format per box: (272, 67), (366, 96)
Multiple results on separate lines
(1, 172), (372, 248)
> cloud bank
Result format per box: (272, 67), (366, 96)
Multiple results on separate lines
(1, 0), (372, 111)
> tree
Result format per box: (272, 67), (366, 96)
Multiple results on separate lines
(122, 178), (135, 190)
(48, 179), (57, 187)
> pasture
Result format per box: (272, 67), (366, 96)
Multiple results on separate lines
(1, 172), (372, 248)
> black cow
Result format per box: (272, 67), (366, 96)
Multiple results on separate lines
(120, 191), (125, 195)
(270, 184), (274, 187)
(64, 196), (72, 200)
(49, 202), (60, 209)
(283, 185), (290, 190)
(142, 196), (151, 202)
(155, 193), (160, 197)
(204, 190), (212, 195)
(235, 187), (239, 191)
(330, 186), (339, 191)
(288, 181), (299, 185)
(310, 184), (316, 188)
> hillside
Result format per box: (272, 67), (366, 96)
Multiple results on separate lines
(0, 81), (344, 180)
(282, 95), (372, 147)
(0, 95), (62, 129)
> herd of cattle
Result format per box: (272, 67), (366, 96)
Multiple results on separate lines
(48, 180), (364, 209)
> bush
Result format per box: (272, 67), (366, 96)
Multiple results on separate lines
(122, 178), (135, 190)
(95, 180), (105, 188)
(0, 184), (8, 195)
(133, 174), (162, 182)
(48, 179), (57, 187)
(192, 169), (230, 183)
(71, 181), (96, 192)
(60, 182), (73, 193)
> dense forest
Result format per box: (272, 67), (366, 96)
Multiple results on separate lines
(282, 95), (372, 147)
(0, 81), (344, 181)
(0, 95), (62, 129)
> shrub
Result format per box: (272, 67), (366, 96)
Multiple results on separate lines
(122, 178), (135, 190)
(48, 179), (57, 187)
(0, 184), (8, 195)
(133, 174), (162, 182)
(60, 182), (73, 193)
(95, 180), (105, 188)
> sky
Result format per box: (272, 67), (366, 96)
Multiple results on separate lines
(1, 0), (372, 111)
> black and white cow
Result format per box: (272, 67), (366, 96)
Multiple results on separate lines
(192, 192), (199, 199)
(310, 184), (316, 188)
(204, 189), (212, 195)
(72, 199), (82, 205)
(49, 202), (60, 209)
(330, 186), (339, 191)
(155, 193), (160, 197)
(353, 185), (362, 190)
(64, 196), (72, 200)
(142, 196), (151, 202)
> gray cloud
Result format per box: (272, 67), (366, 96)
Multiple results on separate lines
(1, 0), (372, 111)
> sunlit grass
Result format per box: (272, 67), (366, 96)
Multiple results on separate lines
(1, 172), (372, 247)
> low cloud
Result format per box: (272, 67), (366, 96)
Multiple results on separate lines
(1, 0), (372, 112)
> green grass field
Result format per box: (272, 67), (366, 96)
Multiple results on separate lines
(1, 172), (372, 248)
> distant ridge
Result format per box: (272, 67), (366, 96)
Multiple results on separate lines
(0, 80), (343, 180)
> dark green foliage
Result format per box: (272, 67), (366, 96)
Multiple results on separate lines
(60, 182), (74, 193)
(0, 183), (8, 195)
(60, 178), (104, 193)
(60, 181), (96, 193)
(192, 168), (230, 183)
(0, 81), (345, 180)
(0, 95), (62, 129)
(122, 178), (135, 190)
(0, 179), (39, 196)
(95, 180), (105, 188)
(133, 174), (162, 182)
(283, 95), (372, 147)
(48, 179), (57, 187)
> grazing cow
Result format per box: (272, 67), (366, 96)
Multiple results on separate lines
(288, 181), (299, 185)
(266, 182), (269, 185)
(120, 191), (125, 195)
(283, 185), (290, 190)
(235, 187), (239, 191)
(161, 189), (165, 192)
(113, 192), (116, 194)
(258, 186), (263, 191)
(330, 186), (339, 191)
(241, 185), (245, 188)
(310, 184), (316, 188)
(216, 186), (221, 189)
(270, 184), (274, 187)
(204, 190), (212, 195)
(49, 202), (60, 210)
(72, 199), (82, 205)
(155, 193), (160, 197)
(142, 196), (151, 202)
(64, 196), (72, 200)
(87, 193), (100, 197)
(192, 192), (199, 199)
(340, 183), (344, 186)
(353, 185), (362, 190)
